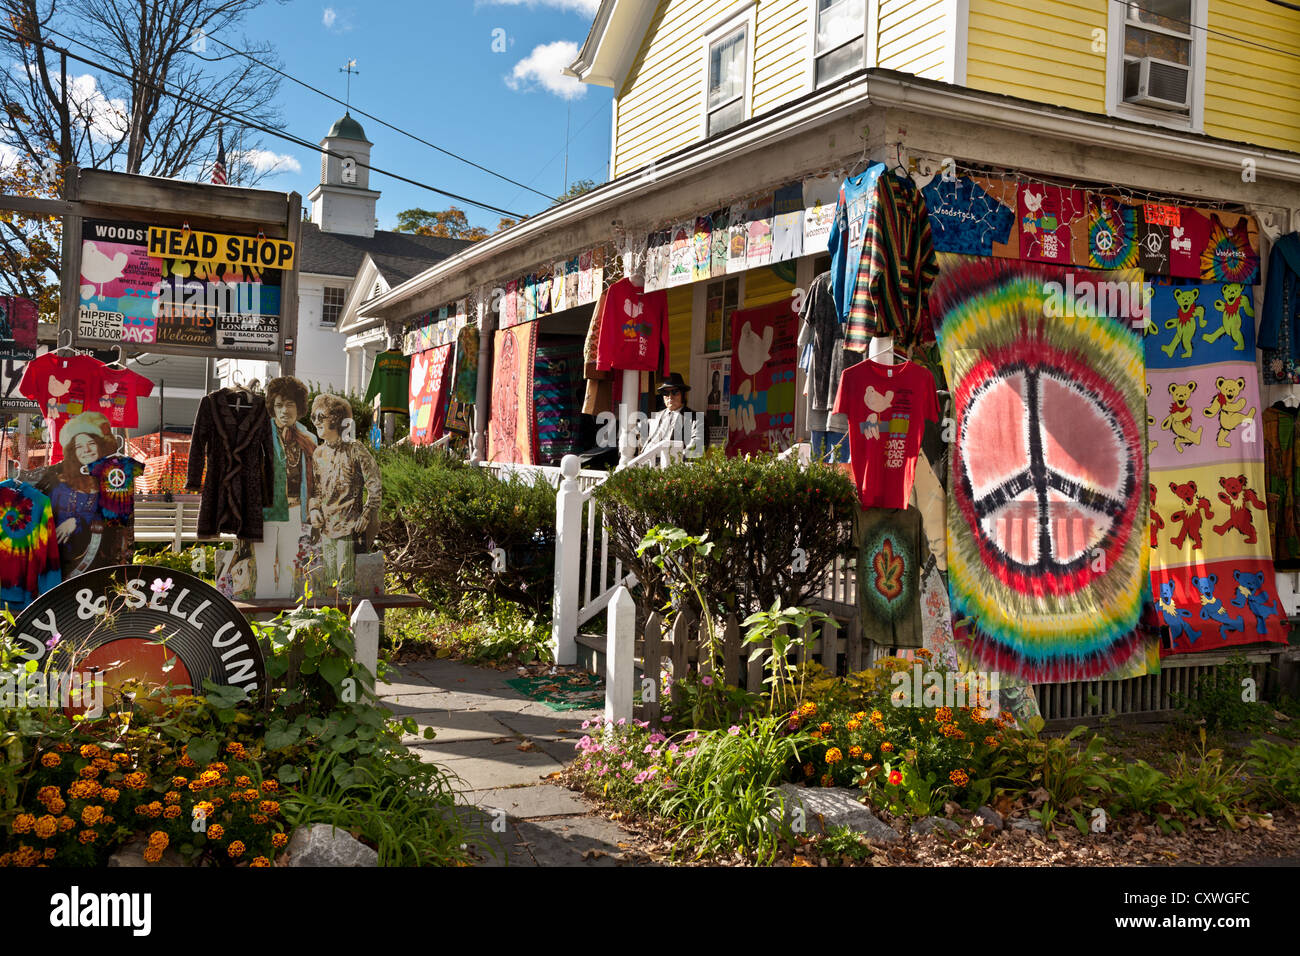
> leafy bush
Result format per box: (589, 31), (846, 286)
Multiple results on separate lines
(594, 449), (856, 618)
(1244, 738), (1300, 807)
(385, 601), (553, 665)
(132, 544), (221, 581)
(1171, 655), (1261, 733)
(378, 445), (557, 614)
(569, 714), (810, 863)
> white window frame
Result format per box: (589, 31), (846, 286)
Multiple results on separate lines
(803, 0), (874, 93)
(321, 285), (347, 329)
(1105, 0), (1207, 133)
(699, 2), (757, 140)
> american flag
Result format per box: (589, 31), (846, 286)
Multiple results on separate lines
(212, 126), (227, 185)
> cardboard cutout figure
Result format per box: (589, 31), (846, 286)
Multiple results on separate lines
(255, 376), (318, 598)
(307, 394), (381, 597)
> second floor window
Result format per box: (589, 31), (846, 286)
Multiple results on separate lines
(1110, 0), (1204, 128)
(707, 25), (748, 136)
(815, 0), (866, 88)
(321, 286), (346, 328)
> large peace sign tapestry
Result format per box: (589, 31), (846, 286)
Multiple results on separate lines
(933, 255), (1158, 683)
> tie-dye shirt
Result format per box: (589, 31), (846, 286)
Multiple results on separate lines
(0, 479), (61, 610)
(88, 456), (144, 526)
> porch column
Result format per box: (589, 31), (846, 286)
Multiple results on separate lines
(472, 289), (492, 463)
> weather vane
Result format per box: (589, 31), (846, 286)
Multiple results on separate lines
(339, 58), (359, 109)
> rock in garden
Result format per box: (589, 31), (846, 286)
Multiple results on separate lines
(910, 816), (964, 837)
(108, 837), (187, 868)
(775, 784), (900, 843)
(972, 806), (1005, 830)
(1007, 817), (1046, 836)
(285, 824), (380, 867)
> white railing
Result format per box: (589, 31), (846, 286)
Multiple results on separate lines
(551, 439), (682, 664)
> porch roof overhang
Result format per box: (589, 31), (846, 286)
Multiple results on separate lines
(564, 0), (658, 90)
(369, 69), (1300, 325)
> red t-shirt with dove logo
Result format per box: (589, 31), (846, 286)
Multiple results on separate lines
(833, 359), (940, 510)
(594, 278), (670, 374)
(95, 366), (155, 428)
(18, 352), (104, 464)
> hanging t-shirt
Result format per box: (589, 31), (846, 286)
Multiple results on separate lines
(594, 278), (670, 374)
(1137, 202), (1180, 276)
(828, 164), (885, 322)
(1169, 206), (1212, 279)
(832, 358), (940, 510)
(18, 352), (105, 464)
(88, 456), (144, 526)
(95, 366), (155, 428)
(0, 479), (61, 611)
(921, 175), (1015, 256)
(363, 350), (412, 415)
(1018, 183), (1087, 265)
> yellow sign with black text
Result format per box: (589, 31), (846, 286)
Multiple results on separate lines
(147, 226), (295, 270)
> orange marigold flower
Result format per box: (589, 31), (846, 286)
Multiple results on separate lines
(142, 847), (163, 864)
(78, 744), (102, 760)
(916, 648), (933, 661)
(271, 833), (288, 849)
(258, 800), (280, 815)
(881, 742), (894, 753)
(984, 736), (999, 748)
(949, 769), (970, 787)
(54, 743), (73, 753)
(798, 702), (817, 717)
(121, 772), (148, 790)
(12, 814), (35, 834)
(78, 830), (98, 844)
(197, 770), (220, 786)
(848, 746), (863, 758)
(863, 753), (873, 762)
(820, 774), (834, 788)
(227, 840), (246, 858)
(235, 776), (252, 788)
(148, 831), (169, 849)
(824, 747), (843, 765)
(113, 753), (130, 764)
(206, 824), (224, 841)
(43, 847), (56, 860)
(172, 776), (188, 789)
(92, 758), (114, 771)
(970, 708), (987, 725)
(852, 711), (867, 722)
(207, 761), (229, 774)
(37, 785), (60, 804)
(251, 856), (271, 867)
(34, 816), (58, 839)
(80, 806), (103, 826)
(163, 791), (181, 805)
(870, 710), (883, 723)
(818, 722), (832, 735)
(77, 765), (100, 779)
(40, 753), (60, 768)
(936, 707), (954, 723)
(177, 756), (197, 769)
(845, 719), (862, 732)
(45, 798), (66, 815)
(57, 816), (76, 832)
(809, 731), (822, 740)
(249, 813), (268, 825)
(243, 788), (260, 801)
(163, 806), (181, 819)
(802, 763), (815, 778)
(260, 780), (279, 792)
(193, 800), (215, 816)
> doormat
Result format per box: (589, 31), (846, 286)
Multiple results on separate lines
(505, 672), (605, 712)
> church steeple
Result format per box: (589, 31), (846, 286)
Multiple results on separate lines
(308, 112), (380, 237)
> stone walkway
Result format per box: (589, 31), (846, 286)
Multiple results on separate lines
(377, 658), (640, 866)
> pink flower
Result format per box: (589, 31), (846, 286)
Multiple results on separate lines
(661, 716), (672, 723)
(683, 748), (698, 758)
(617, 718), (626, 726)
(684, 731), (699, 742)
(728, 725), (741, 736)
(701, 675), (714, 686)
(649, 733), (666, 744)
(643, 744), (655, 754)
(150, 577), (174, 597)
(581, 720), (590, 729)
(44, 632), (61, 650)
(634, 719), (650, 729)
(668, 743), (679, 754)
(633, 772), (648, 784)
(577, 735), (592, 749)
(621, 761), (633, 770)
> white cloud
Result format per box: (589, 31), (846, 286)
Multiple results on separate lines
(480, 0), (601, 15)
(322, 6), (352, 32)
(20, 68), (127, 144)
(322, 7), (337, 28)
(232, 149), (302, 176)
(505, 41), (585, 100)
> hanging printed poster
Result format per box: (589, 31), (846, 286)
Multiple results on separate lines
(1017, 184), (1088, 265)
(726, 202), (749, 275)
(726, 299), (797, 457)
(692, 216), (712, 281)
(408, 343), (452, 445)
(551, 262), (567, 314)
(933, 254), (1158, 683)
(745, 196), (774, 269)
(565, 256), (580, 308)
(667, 221), (694, 288)
(0, 296), (38, 360)
(1144, 279), (1285, 653)
(704, 356), (730, 447)
(771, 183), (804, 263)
(488, 322), (538, 465)
(802, 173), (839, 250)
(578, 251), (595, 304)
(453, 323), (478, 406)
(710, 207), (731, 277)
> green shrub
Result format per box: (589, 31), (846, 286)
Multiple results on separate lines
(594, 449), (856, 619)
(1171, 656), (1261, 733)
(1244, 738), (1300, 807)
(131, 544), (221, 581)
(385, 601), (553, 665)
(377, 445), (556, 614)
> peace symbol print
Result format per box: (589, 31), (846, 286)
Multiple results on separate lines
(953, 338), (1141, 599)
(106, 466), (126, 490)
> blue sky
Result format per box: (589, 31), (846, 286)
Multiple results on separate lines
(230, 0), (613, 231)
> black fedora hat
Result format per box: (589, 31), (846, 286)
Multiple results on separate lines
(656, 372), (691, 394)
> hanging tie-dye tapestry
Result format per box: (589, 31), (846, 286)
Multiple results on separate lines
(933, 254), (1159, 682)
(1144, 280), (1287, 652)
(488, 323), (538, 465)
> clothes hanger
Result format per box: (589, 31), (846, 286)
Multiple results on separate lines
(53, 328), (76, 356)
(891, 142), (911, 180)
(104, 345), (127, 370)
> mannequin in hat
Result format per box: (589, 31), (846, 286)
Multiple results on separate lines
(643, 372), (703, 457)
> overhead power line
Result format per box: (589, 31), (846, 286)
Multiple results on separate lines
(0, 21), (526, 219)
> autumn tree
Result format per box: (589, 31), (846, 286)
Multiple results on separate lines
(551, 178), (597, 205)
(393, 206), (490, 241)
(0, 0), (286, 304)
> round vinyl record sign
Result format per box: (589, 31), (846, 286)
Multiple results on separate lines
(9, 565), (265, 708)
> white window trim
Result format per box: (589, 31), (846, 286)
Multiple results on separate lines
(944, 0), (969, 86)
(1105, 0), (1207, 134)
(802, 0), (876, 94)
(699, 1), (758, 140)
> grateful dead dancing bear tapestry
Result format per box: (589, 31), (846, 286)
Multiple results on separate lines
(488, 323), (538, 465)
(1144, 279), (1286, 652)
(933, 255), (1158, 683)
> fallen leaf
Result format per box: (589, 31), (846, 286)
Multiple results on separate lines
(517, 741), (537, 752)
(1274, 710), (1292, 722)
(581, 849), (606, 860)
(492, 737), (513, 745)
(791, 856), (815, 867)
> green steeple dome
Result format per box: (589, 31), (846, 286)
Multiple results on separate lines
(327, 112), (370, 143)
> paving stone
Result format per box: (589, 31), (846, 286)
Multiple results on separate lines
(775, 783), (900, 843)
(286, 824), (379, 867)
(375, 668), (446, 698)
(409, 738), (564, 788)
(512, 815), (634, 866)
(472, 784), (590, 818)
(399, 709), (515, 744)
(1008, 817), (1046, 835)
(973, 806), (1005, 830)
